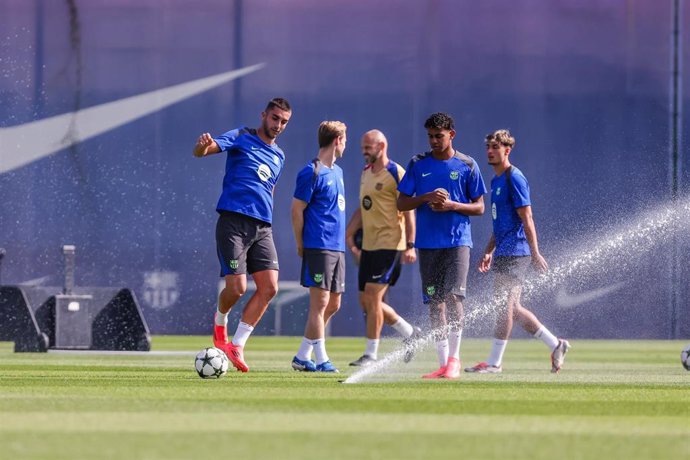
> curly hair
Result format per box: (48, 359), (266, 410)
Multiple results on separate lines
(424, 112), (455, 131)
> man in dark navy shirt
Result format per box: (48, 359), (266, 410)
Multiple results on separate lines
(193, 97), (292, 373)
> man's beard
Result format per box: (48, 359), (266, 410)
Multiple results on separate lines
(365, 151), (380, 164)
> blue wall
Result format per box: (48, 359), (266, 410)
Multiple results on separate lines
(1, 0), (688, 338)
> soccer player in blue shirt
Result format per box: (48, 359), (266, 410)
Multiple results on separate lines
(465, 129), (570, 374)
(290, 121), (348, 373)
(398, 113), (487, 379)
(193, 97), (292, 373)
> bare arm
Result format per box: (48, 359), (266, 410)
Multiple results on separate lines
(516, 205), (548, 273)
(397, 189), (448, 211)
(291, 198), (308, 258)
(401, 209), (417, 264)
(478, 233), (496, 273)
(193, 132), (221, 157)
(345, 208), (363, 264)
(431, 195), (485, 216)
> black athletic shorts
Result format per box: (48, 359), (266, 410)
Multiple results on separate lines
(300, 249), (346, 293)
(358, 249), (402, 291)
(216, 211), (279, 276)
(418, 246), (470, 303)
(492, 256), (531, 281)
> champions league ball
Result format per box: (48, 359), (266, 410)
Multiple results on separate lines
(195, 347), (229, 378)
(681, 344), (690, 371)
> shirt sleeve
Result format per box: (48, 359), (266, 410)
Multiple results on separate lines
(510, 171), (531, 208)
(293, 164), (316, 203)
(397, 159), (416, 196)
(466, 163), (488, 200)
(213, 129), (241, 152)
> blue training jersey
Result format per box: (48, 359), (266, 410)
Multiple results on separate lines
(293, 160), (346, 251)
(398, 151), (486, 249)
(491, 166), (531, 256)
(214, 127), (285, 224)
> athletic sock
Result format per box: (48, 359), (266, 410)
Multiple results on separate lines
(391, 317), (414, 338)
(435, 339), (449, 367)
(231, 321), (254, 347)
(448, 329), (463, 360)
(534, 325), (559, 350)
(488, 338), (508, 367)
(365, 339), (379, 359)
(296, 337), (313, 361)
(214, 309), (228, 327)
(312, 338), (329, 365)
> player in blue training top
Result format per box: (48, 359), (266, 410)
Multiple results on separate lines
(193, 97), (292, 373)
(465, 129), (570, 374)
(398, 112), (487, 379)
(290, 121), (348, 373)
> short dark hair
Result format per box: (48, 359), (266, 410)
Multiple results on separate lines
(266, 97), (291, 112)
(424, 112), (454, 131)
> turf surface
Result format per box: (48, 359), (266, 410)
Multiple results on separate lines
(0, 337), (688, 459)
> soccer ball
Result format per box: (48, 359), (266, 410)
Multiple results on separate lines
(195, 347), (229, 379)
(681, 344), (690, 371)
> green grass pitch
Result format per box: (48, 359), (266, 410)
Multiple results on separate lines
(0, 337), (688, 460)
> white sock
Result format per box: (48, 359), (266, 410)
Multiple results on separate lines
(435, 339), (449, 367)
(365, 339), (379, 359)
(214, 309), (228, 327)
(312, 338), (329, 365)
(488, 338), (508, 367)
(534, 325), (559, 350)
(231, 321), (254, 347)
(296, 337), (313, 361)
(448, 329), (463, 360)
(391, 318), (414, 338)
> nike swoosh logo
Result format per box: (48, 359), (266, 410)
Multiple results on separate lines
(555, 282), (626, 308)
(422, 172), (432, 177)
(0, 63), (265, 174)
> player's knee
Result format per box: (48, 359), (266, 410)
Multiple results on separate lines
(257, 283), (278, 300)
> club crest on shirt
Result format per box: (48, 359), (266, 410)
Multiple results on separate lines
(450, 171), (459, 180)
(257, 164), (272, 182)
(375, 182), (383, 191)
(273, 154), (280, 165)
(496, 187), (501, 195)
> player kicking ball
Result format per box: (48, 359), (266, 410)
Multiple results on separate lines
(193, 98), (292, 372)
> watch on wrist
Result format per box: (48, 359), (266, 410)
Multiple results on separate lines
(406, 242), (415, 249)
